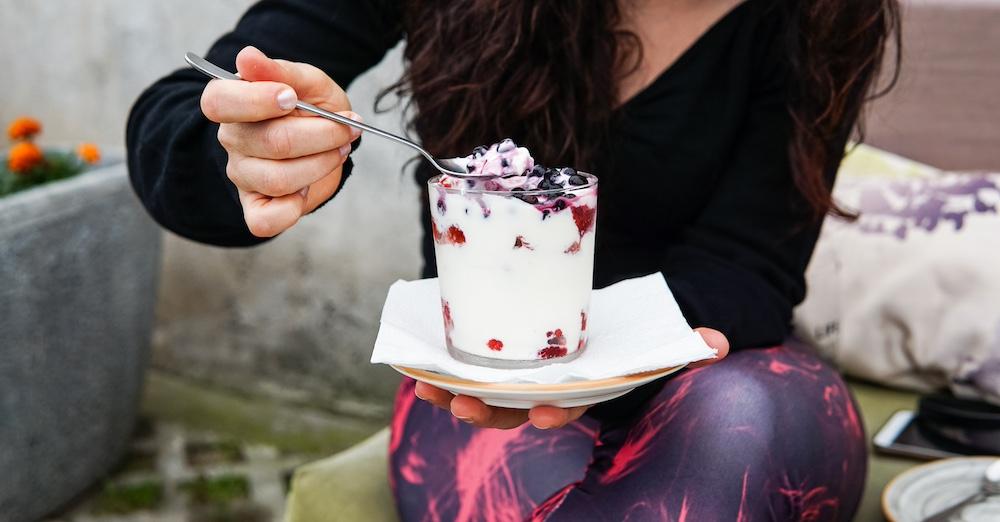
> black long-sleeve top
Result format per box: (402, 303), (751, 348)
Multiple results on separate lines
(127, 0), (845, 365)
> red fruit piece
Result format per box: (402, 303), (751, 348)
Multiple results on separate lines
(581, 311), (588, 332)
(487, 339), (504, 351)
(447, 226), (466, 245)
(538, 346), (569, 359)
(441, 299), (454, 330)
(431, 221), (444, 244)
(571, 205), (596, 238)
(564, 241), (581, 254)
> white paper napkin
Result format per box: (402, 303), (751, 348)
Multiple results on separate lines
(370, 273), (717, 384)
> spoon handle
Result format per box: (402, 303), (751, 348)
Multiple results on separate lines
(183, 52), (433, 164)
(922, 492), (985, 522)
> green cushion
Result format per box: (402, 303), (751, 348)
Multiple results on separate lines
(284, 428), (396, 522)
(849, 380), (921, 522)
(285, 384), (922, 522)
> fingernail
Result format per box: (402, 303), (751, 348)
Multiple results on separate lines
(347, 112), (363, 138)
(277, 89), (297, 111)
(455, 416), (474, 424)
(298, 186), (309, 199)
(338, 143), (352, 158)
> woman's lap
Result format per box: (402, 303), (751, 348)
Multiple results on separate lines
(389, 343), (867, 522)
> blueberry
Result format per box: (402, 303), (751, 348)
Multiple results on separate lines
(515, 194), (539, 205)
(511, 187), (524, 192)
(529, 166), (545, 178)
(538, 179), (558, 191)
(562, 167), (577, 177)
(501, 158), (509, 168)
(545, 167), (561, 179)
(472, 146), (487, 158)
(568, 175), (587, 186)
(552, 199), (567, 211)
(497, 138), (516, 153)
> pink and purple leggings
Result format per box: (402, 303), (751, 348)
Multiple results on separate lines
(389, 344), (866, 521)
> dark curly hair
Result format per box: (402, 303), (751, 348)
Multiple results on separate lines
(381, 0), (900, 220)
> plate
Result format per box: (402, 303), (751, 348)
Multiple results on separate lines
(391, 364), (686, 409)
(883, 457), (1000, 522)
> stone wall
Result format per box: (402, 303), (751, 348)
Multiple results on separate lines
(1, 0), (418, 416)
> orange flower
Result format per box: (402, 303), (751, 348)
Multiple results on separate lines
(76, 143), (101, 164)
(8, 141), (44, 173)
(7, 117), (42, 141)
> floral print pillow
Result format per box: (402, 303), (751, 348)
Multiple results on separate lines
(795, 145), (1000, 406)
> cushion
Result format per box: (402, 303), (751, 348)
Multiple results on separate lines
(284, 428), (397, 522)
(794, 144), (1000, 405)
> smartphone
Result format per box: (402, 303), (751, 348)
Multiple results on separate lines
(873, 410), (964, 460)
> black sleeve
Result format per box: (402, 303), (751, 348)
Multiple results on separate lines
(126, 0), (403, 246)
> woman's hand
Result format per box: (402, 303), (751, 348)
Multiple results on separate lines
(200, 46), (361, 238)
(415, 327), (731, 430)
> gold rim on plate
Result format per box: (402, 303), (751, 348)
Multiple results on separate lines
(392, 364), (686, 392)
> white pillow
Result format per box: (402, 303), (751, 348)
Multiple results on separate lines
(794, 145), (1000, 405)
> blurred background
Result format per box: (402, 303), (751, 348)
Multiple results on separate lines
(1, 1), (998, 521)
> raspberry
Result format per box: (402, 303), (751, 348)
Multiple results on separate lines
(487, 339), (504, 351)
(447, 226), (466, 244)
(538, 346), (569, 359)
(571, 205), (596, 237)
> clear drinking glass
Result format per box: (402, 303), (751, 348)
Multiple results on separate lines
(428, 173), (598, 368)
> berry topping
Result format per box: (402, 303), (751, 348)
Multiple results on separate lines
(487, 339), (504, 351)
(547, 329), (566, 346)
(581, 311), (588, 332)
(564, 241), (581, 254)
(513, 236), (534, 250)
(568, 175), (588, 186)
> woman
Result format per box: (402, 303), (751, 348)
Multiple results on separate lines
(127, 0), (899, 519)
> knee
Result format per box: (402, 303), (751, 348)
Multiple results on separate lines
(653, 347), (853, 442)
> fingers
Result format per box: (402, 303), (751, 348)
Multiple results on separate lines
(227, 146), (350, 197)
(201, 79), (297, 124)
(414, 382), (454, 411)
(528, 405), (589, 430)
(689, 327), (731, 368)
(235, 46), (349, 108)
(218, 113), (361, 160)
(237, 187), (309, 238)
(450, 395), (529, 430)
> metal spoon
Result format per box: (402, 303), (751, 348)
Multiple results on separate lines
(923, 459), (1000, 522)
(184, 52), (477, 178)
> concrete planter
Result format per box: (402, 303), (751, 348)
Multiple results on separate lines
(0, 163), (161, 520)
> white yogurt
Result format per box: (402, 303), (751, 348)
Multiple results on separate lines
(429, 176), (598, 367)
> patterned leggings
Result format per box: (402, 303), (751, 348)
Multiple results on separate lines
(389, 343), (867, 521)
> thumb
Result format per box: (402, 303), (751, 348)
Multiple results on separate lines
(235, 46), (349, 109)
